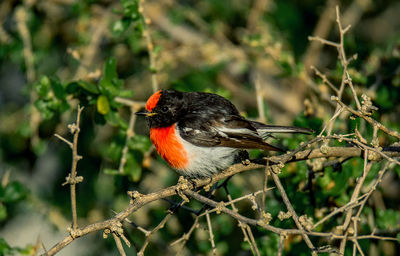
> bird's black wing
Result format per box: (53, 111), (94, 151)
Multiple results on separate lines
(178, 114), (284, 152)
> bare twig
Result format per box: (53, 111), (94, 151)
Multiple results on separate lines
(311, 65), (339, 94)
(55, 106), (84, 230)
(339, 150), (372, 253)
(270, 170), (317, 255)
(261, 162), (269, 212)
(205, 212), (217, 256)
(245, 224), (261, 256)
(309, 6), (363, 144)
(312, 197), (364, 229)
(138, 0), (159, 93)
(54, 134), (73, 149)
(224, 187), (260, 256)
(308, 36), (339, 48)
(333, 96), (400, 140)
(277, 234), (285, 256)
(171, 216), (200, 254)
(334, 6), (361, 110)
(113, 233), (126, 256)
(119, 106), (138, 174)
(302, 0), (337, 71)
(138, 213), (174, 256)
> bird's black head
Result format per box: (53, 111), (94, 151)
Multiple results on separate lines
(136, 89), (186, 128)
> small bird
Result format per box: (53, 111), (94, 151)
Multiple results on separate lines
(136, 90), (312, 178)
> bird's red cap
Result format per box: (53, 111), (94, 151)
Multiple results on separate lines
(145, 90), (162, 111)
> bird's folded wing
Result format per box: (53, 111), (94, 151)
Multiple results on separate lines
(178, 115), (284, 151)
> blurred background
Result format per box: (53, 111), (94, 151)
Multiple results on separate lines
(0, 0), (399, 255)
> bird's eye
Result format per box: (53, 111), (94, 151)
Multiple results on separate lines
(161, 106), (169, 112)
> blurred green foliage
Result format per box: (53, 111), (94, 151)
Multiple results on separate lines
(0, 0), (399, 255)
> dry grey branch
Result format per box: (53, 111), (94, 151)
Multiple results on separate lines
(138, 0), (159, 93)
(42, 140), (400, 255)
(54, 106), (84, 231)
(205, 212), (217, 256)
(333, 96), (400, 140)
(270, 169), (317, 255)
(119, 106), (139, 174)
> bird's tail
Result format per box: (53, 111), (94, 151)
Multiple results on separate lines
(251, 121), (313, 139)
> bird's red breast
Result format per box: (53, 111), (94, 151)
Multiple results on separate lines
(150, 124), (189, 169)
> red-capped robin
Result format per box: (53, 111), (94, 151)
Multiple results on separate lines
(136, 90), (312, 178)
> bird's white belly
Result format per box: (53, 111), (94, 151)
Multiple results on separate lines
(175, 128), (239, 177)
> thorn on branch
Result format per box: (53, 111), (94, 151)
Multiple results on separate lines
(54, 134), (73, 148)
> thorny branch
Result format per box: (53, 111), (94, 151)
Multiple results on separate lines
(270, 169), (317, 255)
(43, 135), (400, 255)
(309, 6), (359, 145)
(205, 212), (217, 256)
(54, 106), (84, 231)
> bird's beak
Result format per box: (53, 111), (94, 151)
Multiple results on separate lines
(135, 110), (157, 117)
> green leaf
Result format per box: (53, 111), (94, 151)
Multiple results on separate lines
(121, 0), (140, 20)
(50, 78), (66, 99)
(0, 204), (7, 221)
(376, 86), (395, 110)
(97, 95), (110, 115)
(124, 153), (142, 182)
(0, 238), (12, 255)
(259, 234), (279, 255)
(16, 244), (35, 255)
(105, 111), (127, 128)
(397, 233), (400, 244)
(34, 76), (51, 97)
(65, 81), (78, 94)
(2, 181), (28, 203)
(112, 19), (131, 36)
(128, 135), (152, 152)
(99, 58), (124, 97)
(32, 139), (47, 155)
(293, 114), (322, 133)
(104, 57), (117, 82)
(77, 80), (99, 94)
(34, 100), (54, 120)
(153, 45), (163, 55)
(215, 215), (233, 235)
(395, 165), (400, 179)
(104, 168), (120, 175)
(376, 209), (400, 230)
(106, 141), (123, 161)
(117, 90), (134, 98)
